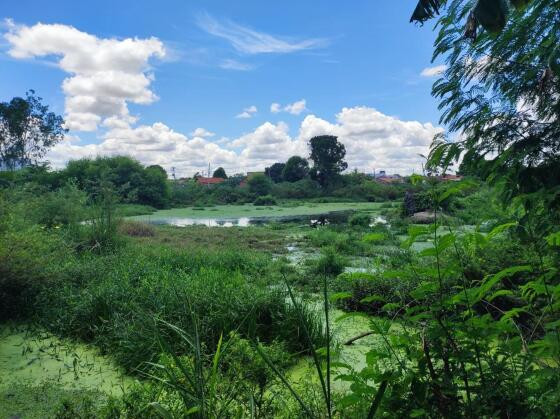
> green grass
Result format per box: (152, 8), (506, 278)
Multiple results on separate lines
(115, 203), (157, 217)
(129, 202), (384, 221)
(129, 224), (291, 253)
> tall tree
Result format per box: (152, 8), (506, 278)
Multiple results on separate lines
(212, 167), (228, 179)
(308, 135), (348, 186)
(282, 156), (309, 182)
(265, 162), (286, 183)
(0, 90), (66, 169)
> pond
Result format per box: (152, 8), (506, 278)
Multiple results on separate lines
(129, 202), (384, 227)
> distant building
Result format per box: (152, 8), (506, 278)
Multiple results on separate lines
(438, 174), (463, 182)
(373, 170), (404, 184)
(196, 177), (226, 186)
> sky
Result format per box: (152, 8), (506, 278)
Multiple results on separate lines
(0, 1), (447, 177)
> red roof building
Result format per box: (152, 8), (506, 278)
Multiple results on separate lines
(438, 174), (463, 182)
(196, 177), (226, 186)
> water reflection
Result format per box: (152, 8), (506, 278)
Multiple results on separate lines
(152, 217), (254, 227)
(144, 211), (355, 228)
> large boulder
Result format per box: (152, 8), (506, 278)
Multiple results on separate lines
(410, 211), (436, 224)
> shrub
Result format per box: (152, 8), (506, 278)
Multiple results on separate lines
(307, 229), (353, 254)
(118, 220), (156, 237)
(248, 174), (273, 197)
(253, 195), (277, 206)
(309, 246), (347, 277)
(333, 271), (418, 315)
(0, 226), (70, 320)
(348, 212), (371, 227)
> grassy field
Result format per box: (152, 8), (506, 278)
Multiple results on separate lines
(129, 202), (384, 222)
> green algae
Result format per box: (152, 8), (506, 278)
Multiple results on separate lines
(0, 325), (134, 397)
(129, 202), (383, 224)
(286, 298), (400, 392)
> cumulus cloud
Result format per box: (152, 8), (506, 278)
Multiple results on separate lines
(284, 99), (307, 115)
(296, 107), (442, 173)
(197, 13), (327, 54)
(236, 105), (258, 119)
(191, 127), (215, 138)
(4, 20), (165, 131)
(47, 106), (440, 177)
(48, 121), (239, 176)
(270, 99), (307, 115)
(420, 65), (447, 77)
(270, 103), (281, 113)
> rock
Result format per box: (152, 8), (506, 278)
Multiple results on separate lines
(410, 211), (436, 224)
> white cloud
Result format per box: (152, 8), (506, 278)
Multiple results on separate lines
(283, 99), (307, 115)
(420, 65), (447, 77)
(4, 20), (165, 131)
(270, 99), (307, 115)
(236, 105), (258, 119)
(197, 13), (327, 54)
(297, 107), (442, 173)
(47, 106), (440, 177)
(220, 58), (253, 71)
(191, 127), (215, 138)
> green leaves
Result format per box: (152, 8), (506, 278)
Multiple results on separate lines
(545, 231), (560, 247)
(476, 265), (532, 302)
(410, 0), (444, 24)
(487, 222), (517, 240)
(363, 232), (386, 243)
(474, 0), (509, 33)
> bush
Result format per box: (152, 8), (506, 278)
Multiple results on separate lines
(248, 174), (273, 197)
(309, 246), (347, 277)
(333, 271), (419, 315)
(118, 220), (156, 237)
(307, 229), (353, 254)
(253, 195), (277, 206)
(348, 212), (371, 227)
(0, 226), (70, 320)
(271, 179), (322, 199)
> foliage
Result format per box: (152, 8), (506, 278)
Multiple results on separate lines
(348, 212), (371, 227)
(64, 155), (170, 208)
(212, 167), (227, 179)
(421, 0), (560, 235)
(339, 182), (560, 417)
(308, 135), (348, 187)
(0, 90), (66, 169)
(271, 178), (322, 199)
(253, 194), (277, 206)
(264, 162), (285, 183)
(247, 173), (273, 197)
(309, 246), (347, 277)
(282, 155), (310, 182)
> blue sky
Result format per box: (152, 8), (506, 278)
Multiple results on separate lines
(0, 1), (446, 176)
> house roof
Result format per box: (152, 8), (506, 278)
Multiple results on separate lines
(439, 174), (463, 181)
(197, 177), (226, 185)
